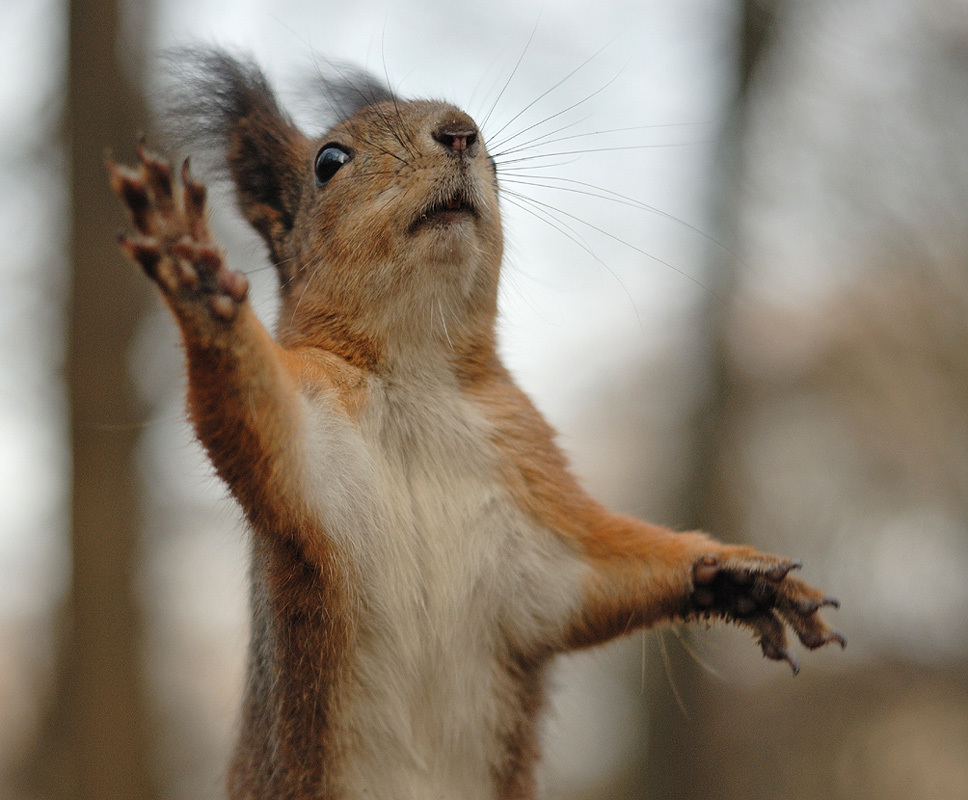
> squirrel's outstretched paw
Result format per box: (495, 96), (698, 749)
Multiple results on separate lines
(108, 144), (248, 321)
(690, 551), (845, 675)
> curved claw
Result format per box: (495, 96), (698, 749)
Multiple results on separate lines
(118, 233), (160, 278)
(791, 595), (839, 615)
(751, 611), (801, 674)
(689, 548), (844, 673)
(108, 163), (152, 233)
(760, 641), (801, 676)
(765, 559), (802, 582)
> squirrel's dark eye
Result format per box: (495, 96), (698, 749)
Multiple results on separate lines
(314, 144), (352, 186)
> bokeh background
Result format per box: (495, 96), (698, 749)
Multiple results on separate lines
(2, 0), (968, 798)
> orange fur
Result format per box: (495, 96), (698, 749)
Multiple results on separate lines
(110, 48), (843, 799)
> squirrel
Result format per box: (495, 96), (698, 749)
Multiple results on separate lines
(108, 47), (844, 800)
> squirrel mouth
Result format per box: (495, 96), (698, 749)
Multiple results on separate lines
(410, 193), (478, 232)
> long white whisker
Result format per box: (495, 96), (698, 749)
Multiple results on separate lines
(486, 41), (618, 150)
(658, 631), (690, 718)
(480, 20), (540, 132)
(492, 120), (712, 160)
(502, 187), (722, 303)
(493, 139), (711, 170)
(499, 173), (737, 263)
(501, 191), (645, 333)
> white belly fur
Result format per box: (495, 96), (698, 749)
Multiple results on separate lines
(301, 370), (586, 798)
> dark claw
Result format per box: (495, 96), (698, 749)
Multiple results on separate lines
(691, 549), (842, 673)
(798, 628), (847, 650)
(218, 269), (249, 303)
(170, 237), (199, 262)
(195, 246), (222, 273)
(181, 160), (207, 212)
(791, 596), (823, 615)
(137, 142), (174, 203)
(108, 165), (152, 232)
(118, 234), (160, 278)
(759, 637), (800, 675)
(765, 559), (802, 581)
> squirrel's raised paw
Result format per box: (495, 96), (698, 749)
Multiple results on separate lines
(690, 550), (845, 675)
(108, 144), (248, 321)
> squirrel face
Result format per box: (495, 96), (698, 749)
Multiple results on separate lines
(164, 51), (504, 360)
(285, 101), (504, 348)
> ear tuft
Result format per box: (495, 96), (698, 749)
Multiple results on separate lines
(158, 46), (306, 254)
(159, 47), (282, 172)
(302, 63), (401, 129)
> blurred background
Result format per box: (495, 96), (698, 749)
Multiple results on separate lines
(2, 0), (968, 798)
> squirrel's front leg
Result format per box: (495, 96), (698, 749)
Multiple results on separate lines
(108, 146), (317, 539)
(567, 515), (845, 673)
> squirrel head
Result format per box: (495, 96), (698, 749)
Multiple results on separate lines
(163, 48), (503, 366)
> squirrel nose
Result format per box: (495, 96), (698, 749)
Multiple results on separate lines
(433, 120), (479, 156)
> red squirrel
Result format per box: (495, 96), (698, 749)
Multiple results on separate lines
(108, 48), (843, 800)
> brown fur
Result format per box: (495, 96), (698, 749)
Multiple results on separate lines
(109, 48), (843, 798)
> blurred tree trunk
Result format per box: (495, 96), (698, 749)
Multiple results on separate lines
(16, 1), (155, 799)
(679, 0), (779, 531)
(639, 2), (781, 798)
(62, 0), (155, 796)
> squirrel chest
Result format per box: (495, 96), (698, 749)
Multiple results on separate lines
(299, 369), (585, 796)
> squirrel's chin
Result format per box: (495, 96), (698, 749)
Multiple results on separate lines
(412, 219), (480, 266)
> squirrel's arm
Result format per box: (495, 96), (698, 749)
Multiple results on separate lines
(563, 512), (843, 672)
(469, 367), (844, 672)
(108, 146), (359, 553)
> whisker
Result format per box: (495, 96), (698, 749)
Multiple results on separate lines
(485, 41), (618, 151)
(495, 157), (583, 173)
(502, 191), (598, 259)
(486, 113), (595, 162)
(379, 22), (419, 157)
(353, 130), (412, 167)
(435, 296), (454, 350)
(498, 173), (737, 262)
(493, 139), (712, 170)
(502, 187), (723, 303)
(239, 261), (279, 277)
(658, 631), (690, 718)
(479, 20), (540, 133)
(501, 190), (644, 331)
(670, 625), (725, 681)
(488, 70), (624, 158)
(306, 53), (416, 165)
(492, 120), (712, 160)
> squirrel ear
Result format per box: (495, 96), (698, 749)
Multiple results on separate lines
(161, 47), (306, 257)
